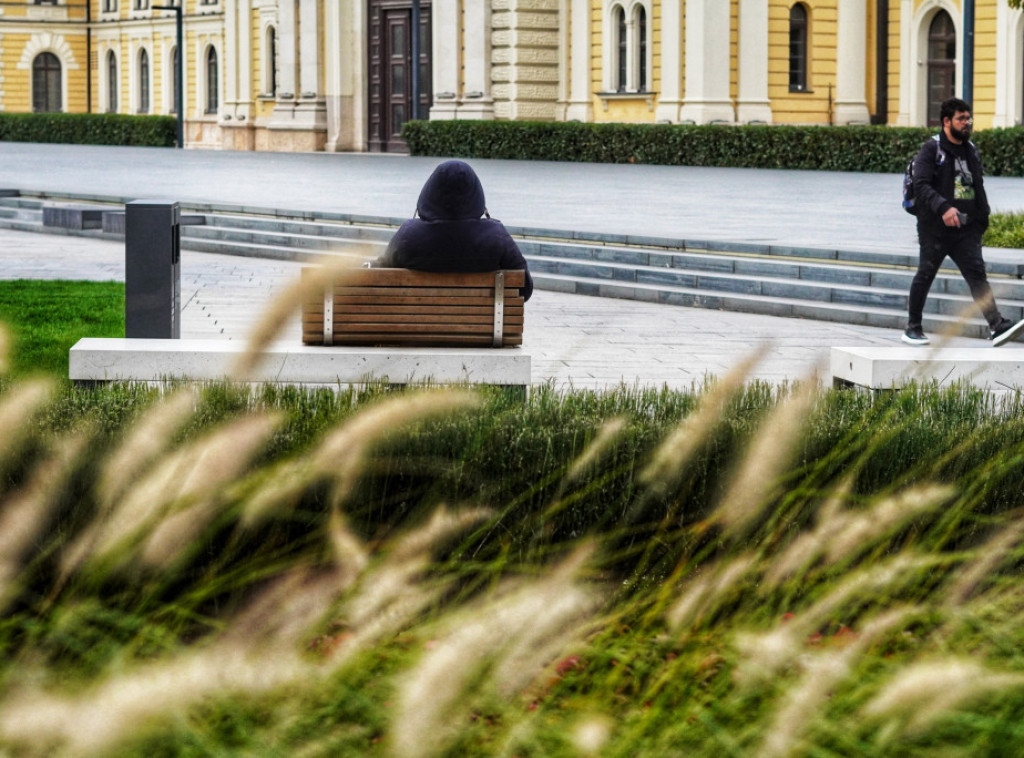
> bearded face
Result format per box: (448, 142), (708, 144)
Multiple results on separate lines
(947, 111), (973, 142)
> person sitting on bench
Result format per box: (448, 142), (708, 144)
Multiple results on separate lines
(371, 160), (533, 301)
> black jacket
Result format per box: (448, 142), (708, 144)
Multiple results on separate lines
(912, 131), (989, 237)
(374, 160), (533, 300)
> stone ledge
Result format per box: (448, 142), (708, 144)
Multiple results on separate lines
(70, 338), (532, 387)
(831, 346), (1024, 390)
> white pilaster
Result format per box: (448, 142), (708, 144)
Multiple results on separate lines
(270, 0), (297, 122)
(294, 0), (326, 131)
(736, 0), (771, 124)
(654, 0), (681, 122)
(564, 0), (593, 121)
(992, 3), (1023, 127)
(459, 0), (494, 119)
(834, 0), (870, 124)
(678, 0), (734, 124)
(896, 0), (912, 126)
(430, 0), (459, 119)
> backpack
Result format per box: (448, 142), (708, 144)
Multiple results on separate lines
(902, 135), (943, 216)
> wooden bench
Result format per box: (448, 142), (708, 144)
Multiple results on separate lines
(301, 268), (525, 348)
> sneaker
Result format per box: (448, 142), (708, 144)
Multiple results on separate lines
(902, 326), (930, 345)
(991, 317), (1024, 347)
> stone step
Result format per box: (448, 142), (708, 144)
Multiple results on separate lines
(531, 272), (995, 339)
(528, 255), (1024, 321)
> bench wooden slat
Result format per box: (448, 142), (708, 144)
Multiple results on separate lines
(321, 269), (525, 288)
(331, 314), (525, 326)
(301, 267), (526, 348)
(300, 333), (524, 347)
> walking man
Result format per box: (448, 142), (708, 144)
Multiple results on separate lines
(903, 97), (1024, 347)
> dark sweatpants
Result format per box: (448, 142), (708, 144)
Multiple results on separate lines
(908, 226), (1001, 331)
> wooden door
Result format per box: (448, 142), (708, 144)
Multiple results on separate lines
(368, 0), (431, 152)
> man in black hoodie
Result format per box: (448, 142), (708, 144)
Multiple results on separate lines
(372, 160), (533, 301)
(903, 97), (1024, 347)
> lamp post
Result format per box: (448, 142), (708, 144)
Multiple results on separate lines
(153, 2), (184, 148)
(410, 0), (421, 121)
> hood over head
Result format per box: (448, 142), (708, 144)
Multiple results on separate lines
(415, 160), (486, 221)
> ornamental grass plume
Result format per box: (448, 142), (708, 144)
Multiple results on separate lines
(94, 387), (198, 510)
(735, 554), (933, 684)
(639, 346), (767, 493)
(862, 659), (1024, 735)
(390, 545), (606, 758)
(0, 322), (9, 375)
(712, 375), (820, 536)
(72, 411), (282, 575)
(764, 482), (953, 588)
(756, 608), (911, 758)
(308, 388), (481, 508)
(138, 413), (283, 569)
(0, 431), (91, 612)
(666, 553), (756, 632)
(231, 253), (373, 379)
(0, 378), (55, 480)
(945, 509), (1024, 607)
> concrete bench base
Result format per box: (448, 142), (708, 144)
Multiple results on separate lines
(70, 338), (531, 387)
(831, 346), (1024, 390)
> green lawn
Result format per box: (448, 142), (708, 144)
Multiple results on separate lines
(0, 279), (123, 378)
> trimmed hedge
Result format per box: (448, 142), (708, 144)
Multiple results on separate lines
(403, 120), (1024, 176)
(0, 113), (177, 147)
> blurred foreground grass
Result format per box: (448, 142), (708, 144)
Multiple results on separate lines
(3, 268), (1024, 757)
(2, 352), (1024, 756)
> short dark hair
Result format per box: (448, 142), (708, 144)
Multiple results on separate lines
(940, 97), (971, 123)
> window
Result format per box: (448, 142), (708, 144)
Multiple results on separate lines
(32, 53), (62, 113)
(133, 0), (149, 10)
(605, 2), (649, 94)
(926, 11), (956, 126)
(636, 5), (647, 92)
(138, 48), (150, 113)
(789, 3), (808, 92)
(102, 0), (117, 12)
(265, 26), (277, 96)
(206, 47), (218, 114)
(615, 6), (626, 92)
(107, 51), (118, 113)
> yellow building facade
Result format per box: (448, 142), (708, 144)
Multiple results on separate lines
(0, 0), (1020, 152)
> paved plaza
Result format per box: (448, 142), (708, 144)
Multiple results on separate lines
(2, 143), (1017, 389)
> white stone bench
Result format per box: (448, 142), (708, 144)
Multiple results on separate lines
(69, 338), (531, 388)
(831, 346), (1024, 390)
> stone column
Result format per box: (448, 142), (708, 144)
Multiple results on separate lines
(736, 0), (771, 124)
(560, 0), (592, 121)
(678, 0), (734, 124)
(896, 0), (912, 126)
(270, 0), (297, 118)
(834, 0), (870, 124)
(430, 0), (459, 119)
(654, 0), (681, 122)
(459, 0), (494, 118)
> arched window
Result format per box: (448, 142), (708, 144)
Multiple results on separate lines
(266, 26), (278, 96)
(138, 48), (150, 113)
(615, 7), (627, 92)
(789, 3), (808, 92)
(636, 5), (647, 92)
(927, 11), (956, 126)
(32, 52), (62, 113)
(206, 47), (219, 114)
(107, 51), (118, 113)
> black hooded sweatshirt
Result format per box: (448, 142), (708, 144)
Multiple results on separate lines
(374, 160), (533, 300)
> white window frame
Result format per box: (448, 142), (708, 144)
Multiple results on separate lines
(602, 0), (651, 94)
